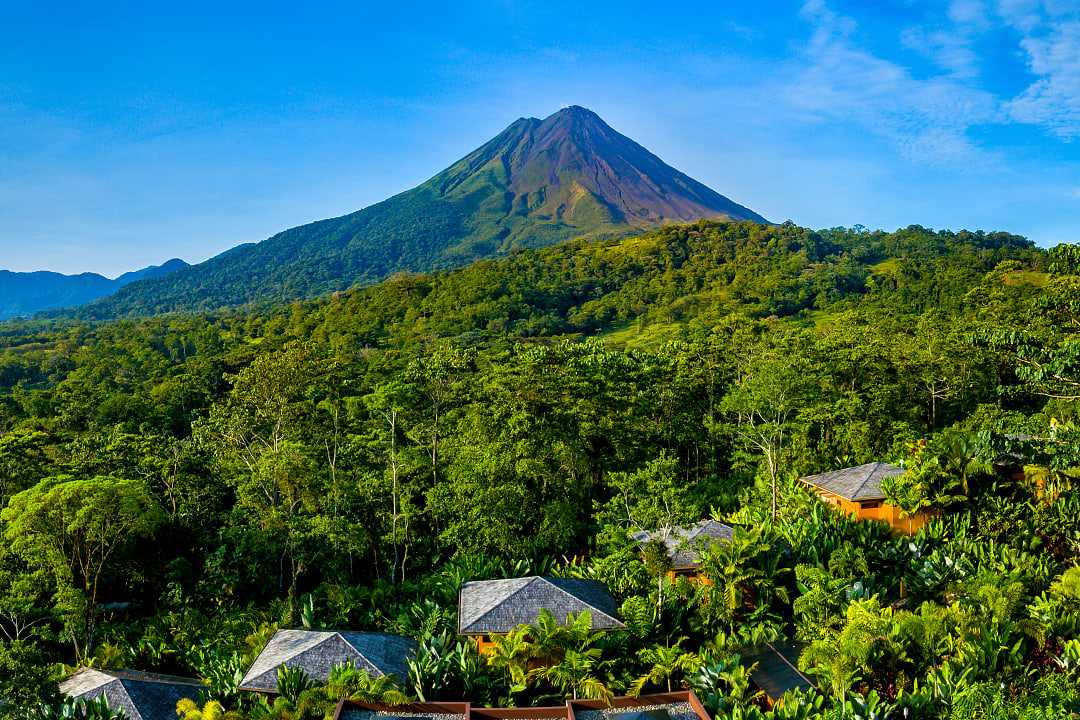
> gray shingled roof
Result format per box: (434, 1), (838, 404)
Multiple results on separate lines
(458, 576), (624, 635)
(60, 668), (204, 720)
(239, 629), (417, 692)
(631, 520), (735, 569)
(742, 643), (814, 702)
(799, 462), (905, 501)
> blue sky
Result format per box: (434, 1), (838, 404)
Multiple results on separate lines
(1, 0), (1078, 276)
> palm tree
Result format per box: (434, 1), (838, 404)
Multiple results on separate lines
(275, 665), (317, 706)
(326, 663), (409, 705)
(713, 661), (761, 706)
(631, 638), (700, 694)
(801, 637), (860, 710)
(939, 431), (992, 497)
(698, 528), (768, 631)
(486, 626), (535, 693)
(176, 699), (245, 720)
(531, 647), (612, 702)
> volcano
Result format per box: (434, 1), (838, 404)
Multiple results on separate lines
(83, 106), (766, 316)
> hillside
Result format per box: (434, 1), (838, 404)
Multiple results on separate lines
(77, 107), (766, 318)
(1, 221), (1078, 716)
(0, 258), (188, 320)
(280, 221), (1043, 347)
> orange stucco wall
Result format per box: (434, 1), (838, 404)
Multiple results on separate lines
(813, 488), (930, 535)
(474, 635), (499, 655)
(666, 569), (714, 586)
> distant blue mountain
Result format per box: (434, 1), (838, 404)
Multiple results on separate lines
(0, 258), (189, 320)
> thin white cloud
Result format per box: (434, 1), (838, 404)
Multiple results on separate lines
(949, 0), (992, 30)
(789, 1), (998, 164)
(792, 0), (1080, 158)
(994, 0), (1043, 32)
(1007, 18), (1080, 139)
(901, 26), (980, 78)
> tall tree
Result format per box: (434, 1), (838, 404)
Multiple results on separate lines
(1, 475), (161, 661)
(722, 335), (814, 519)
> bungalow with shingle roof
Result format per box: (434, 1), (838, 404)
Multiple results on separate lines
(239, 629), (417, 693)
(458, 576), (623, 654)
(60, 668), (204, 720)
(631, 519), (735, 576)
(799, 462), (930, 535)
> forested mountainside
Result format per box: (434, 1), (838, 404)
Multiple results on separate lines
(72, 108), (764, 319)
(1, 221), (1079, 719)
(0, 259), (188, 321)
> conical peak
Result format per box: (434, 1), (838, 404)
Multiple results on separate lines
(528, 106), (619, 155)
(551, 104), (598, 117)
(542, 105), (607, 128)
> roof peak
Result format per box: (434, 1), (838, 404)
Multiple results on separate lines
(800, 461), (905, 501)
(63, 667), (202, 688)
(458, 576), (622, 635)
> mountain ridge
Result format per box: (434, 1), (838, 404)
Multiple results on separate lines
(73, 107), (767, 318)
(0, 259), (188, 321)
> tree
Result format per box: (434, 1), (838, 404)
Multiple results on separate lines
(0, 639), (59, 713)
(640, 538), (673, 619)
(198, 344), (339, 614)
(0, 428), (48, 510)
(722, 337), (814, 519)
(799, 599), (899, 707)
(1, 476), (161, 662)
(486, 626), (535, 695)
(404, 346), (475, 491)
(176, 699), (244, 720)
(0, 543), (51, 643)
(532, 647), (612, 702)
(697, 527), (773, 633)
(936, 429), (992, 497)
(325, 663), (409, 704)
(631, 637), (700, 694)
(792, 565), (850, 641)
(601, 453), (699, 536)
(363, 381), (418, 584)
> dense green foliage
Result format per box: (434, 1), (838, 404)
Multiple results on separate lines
(0, 220), (1077, 719)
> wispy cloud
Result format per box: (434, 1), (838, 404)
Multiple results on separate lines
(787, 0), (998, 164)
(900, 26), (980, 78)
(995, 0), (1043, 33)
(1007, 17), (1080, 139)
(786, 0), (1080, 165)
(933, 0), (1080, 140)
(948, 0), (992, 30)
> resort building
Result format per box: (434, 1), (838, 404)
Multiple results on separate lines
(59, 668), (204, 720)
(333, 691), (712, 720)
(799, 462), (931, 535)
(631, 519), (735, 580)
(239, 629), (417, 693)
(458, 576), (624, 654)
